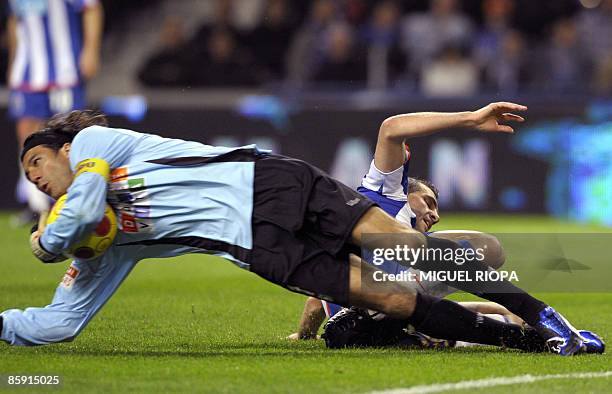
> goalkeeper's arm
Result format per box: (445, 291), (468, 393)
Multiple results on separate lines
(30, 213), (68, 263)
(40, 162), (109, 256)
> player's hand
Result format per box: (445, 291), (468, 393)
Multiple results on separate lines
(286, 332), (320, 340)
(469, 102), (527, 134)
(30, 232), (67, 263)
(79, 48), (100, 80)
(29, 212), (68, 264)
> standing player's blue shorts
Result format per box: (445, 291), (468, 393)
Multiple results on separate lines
(9, 85), (86, 120)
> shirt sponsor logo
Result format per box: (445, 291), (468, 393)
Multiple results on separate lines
(109, 167), (153, 233)
(111, 167), (128, 182)
(120, 212), (151, 233)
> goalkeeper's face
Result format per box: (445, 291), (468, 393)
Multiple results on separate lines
(22, 144), (73, 199)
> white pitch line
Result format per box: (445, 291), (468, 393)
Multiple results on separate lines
(369, 371), (612, 394)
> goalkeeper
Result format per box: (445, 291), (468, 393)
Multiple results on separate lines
(0, 106), (602, 356)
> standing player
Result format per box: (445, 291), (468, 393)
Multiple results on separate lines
(7, 0), (103, 220)
(1, 106), (603, 356)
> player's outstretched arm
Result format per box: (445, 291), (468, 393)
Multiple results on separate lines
(374, 102), (527, 172)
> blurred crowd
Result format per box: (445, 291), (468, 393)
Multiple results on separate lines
(136, 0), (612, 95)
(3, 0), (612, 96)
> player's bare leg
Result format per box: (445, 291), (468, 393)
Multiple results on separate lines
(14, 118), (49, 221)
(430, 231), (505, 270)
(350, 206), (426, 247)
(290, 231), (508, 340)
(351, 209), (505, 270)
(347, 254), (417, 317)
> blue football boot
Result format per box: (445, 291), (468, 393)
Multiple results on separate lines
(579, 330), (605, 354)
(534, 306), (585, 356)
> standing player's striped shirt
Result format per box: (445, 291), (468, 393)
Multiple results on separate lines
(9, 0), (98, 91)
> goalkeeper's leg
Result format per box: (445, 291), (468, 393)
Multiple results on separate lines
(350, 207), (588, 355)
(0, 247), (138, 346)
(352, 208), (546, 326)
(347, 257), (543, 351)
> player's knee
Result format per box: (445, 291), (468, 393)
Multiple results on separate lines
(42, 311), (88, 343)
(477, 234), (505, 270)
(351, 207), (422, 246)
(377, 292), (416, 317)
(0, 309), (86, 346)
(349, 285), (417, 318)
(52, 320), (82, 343)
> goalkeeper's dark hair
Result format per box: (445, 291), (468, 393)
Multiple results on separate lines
(408, 177), (439, 199)
(43, 110), (109, 147)
(21, 110), (109, 160)
(45, 109), (108, 136)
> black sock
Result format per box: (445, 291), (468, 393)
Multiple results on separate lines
(409, 293), (542, 350)
(410, 237), (547, 326)
(476, 292), (546, 328)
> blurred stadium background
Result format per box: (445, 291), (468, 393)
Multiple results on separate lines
(0, 0), (612, 225)
(1, 2), (612, 392)
(0, 0), (611, 225)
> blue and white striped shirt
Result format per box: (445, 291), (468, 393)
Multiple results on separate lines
(9, 0), (97, 91)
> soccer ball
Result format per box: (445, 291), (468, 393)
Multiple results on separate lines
(47, 194), (118, 260)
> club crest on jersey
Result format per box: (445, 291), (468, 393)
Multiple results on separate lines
(61, 265), (80, 290)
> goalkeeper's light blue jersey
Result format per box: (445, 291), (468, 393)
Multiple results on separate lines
(43, 126), (264, 268)
(2, 126), (267, 346)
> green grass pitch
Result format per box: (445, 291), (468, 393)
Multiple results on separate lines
(0, 213), (610, 393)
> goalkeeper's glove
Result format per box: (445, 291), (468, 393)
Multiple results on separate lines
(29, 224), (68, 264)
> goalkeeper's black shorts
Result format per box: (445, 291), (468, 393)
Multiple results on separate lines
(247, 154), (375, 306)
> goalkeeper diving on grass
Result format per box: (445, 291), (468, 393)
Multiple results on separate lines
(0, 104), (604, 356)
